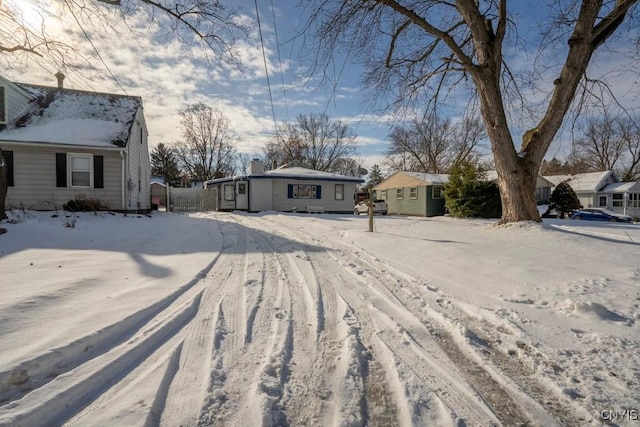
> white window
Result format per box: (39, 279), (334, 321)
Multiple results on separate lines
(628, 193), (640, 208)
(410, 187), (418, 199)
(69, 154), (92, 187)
(433, 186), (443, 199)
(224, 184), (235, 201)
(335, 184), (344, 200)
(612, 193), (624, 207)
(380, 190), (387, 200)
(396, 188), (404, 199)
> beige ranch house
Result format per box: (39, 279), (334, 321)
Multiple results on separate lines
(0, 73), (150, 212)
(205, 160), (364, 213)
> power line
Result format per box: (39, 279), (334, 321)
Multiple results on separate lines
(254, 0), (278, 138)
(269, 0), (290, 122)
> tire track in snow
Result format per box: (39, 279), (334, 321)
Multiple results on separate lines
(248, 215), (533, 425)
(0, 250), (223, 406)
(230, 215), (347, 426)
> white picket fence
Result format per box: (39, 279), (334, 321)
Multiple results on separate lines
(168, 187), (217, 212)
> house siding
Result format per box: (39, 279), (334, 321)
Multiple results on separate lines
(2, 143), (123, 210)
(271, 179), (359, 212)
(123, 107), (151, 211)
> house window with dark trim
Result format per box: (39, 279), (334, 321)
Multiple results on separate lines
(224, 184), (235, 201)
(335, 184), (344, 200)
(69, 154), (92, 187)
(612, 193), (624, 207)
(433, 186), (443, 199)
(628, 193), (639, 208)
(288, 184), (321, 199)
(598, 196), (607, 207)
(396, 188), (404, 199)
(410, 187), (418, 199)
(0, 86), (6, 124)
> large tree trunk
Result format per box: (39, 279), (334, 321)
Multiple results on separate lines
(473, 70), (542, 224)
(0, 148), (7, 220)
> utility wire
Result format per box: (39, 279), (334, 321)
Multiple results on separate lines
(269, 0), (290, 122)
(254, 0), (278, 139)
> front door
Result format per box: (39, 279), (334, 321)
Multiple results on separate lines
(236, 181), (248, 210)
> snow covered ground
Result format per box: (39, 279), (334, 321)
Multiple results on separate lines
(0, 210), (639, 426)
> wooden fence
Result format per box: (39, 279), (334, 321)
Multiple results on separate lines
(168, 187), (217, 212)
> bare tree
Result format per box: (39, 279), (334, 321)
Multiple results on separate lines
(174, 103), (237, 183)
(0, 0), (244, 64)
(570, 115), (640, 180)
(305, 0), (639, 223)
(571, 115), (625, 172)
(263, 113), (358, 173)
(386, 114), (486, 174)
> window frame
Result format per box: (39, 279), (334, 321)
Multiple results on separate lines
(68, 153), (93, 188)
(628, 193), (640, 208)
(598, 196), (607, 207)
(612, 193), (624, 207)
(223, 184), (235, 201)
(409, 187), (418, 199)
(396, 188), (404, 199)
(335, 184), (344, 200)
(432, 186), (443, 199)
(380, 189), (387, 200)
(288, 184), (319, 199)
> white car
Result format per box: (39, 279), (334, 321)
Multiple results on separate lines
(354, 199), (388, 215)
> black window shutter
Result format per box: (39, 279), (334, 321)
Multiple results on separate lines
(94, 155), (104, 188)
(2, 150), (13, 187)
(287, 184), (294, 198)
(56, 153), (67, 187)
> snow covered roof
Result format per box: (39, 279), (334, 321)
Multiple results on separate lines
(0, 83), (141, 148)
(601, 181), (640, 193)
(402, 172), (450, 185)
(205, 165), (364, 185)
(265, 166), (363, 182)
(544, 171), (617, 192)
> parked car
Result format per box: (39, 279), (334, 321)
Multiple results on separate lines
(569, 208), (634, 223)
(354, 199), (388, 215)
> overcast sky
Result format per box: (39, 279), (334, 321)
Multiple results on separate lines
(2, 1), (639, 172)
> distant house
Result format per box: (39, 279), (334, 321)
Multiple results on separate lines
(484, 171), (553, 205)
(373, 171), (449, 217)
(204, 160), (364, 213)
(374, 170), (553, 217)
(0, 73), (150, 212)
(545, 171), (640, 218)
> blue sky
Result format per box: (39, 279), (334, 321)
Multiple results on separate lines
(2, 1), (639, 173)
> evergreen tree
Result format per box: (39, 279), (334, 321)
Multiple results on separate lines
(366, 164), (384, 189)
(548, 181), (581, 219)
(151, 143), (182, 187)
(444, 161), (501, 218)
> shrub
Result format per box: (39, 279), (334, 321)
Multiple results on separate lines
(444, 161), (502, 218)
(548, 181), (581, 219)
(62, 197), (106, 212)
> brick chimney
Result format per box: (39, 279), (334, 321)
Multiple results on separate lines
(55, 71), (65, 89)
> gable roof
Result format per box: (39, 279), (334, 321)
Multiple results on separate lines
(544, 171), (617, 192)
(0, 83), (141, 148)
(402, 171), (450, 185)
